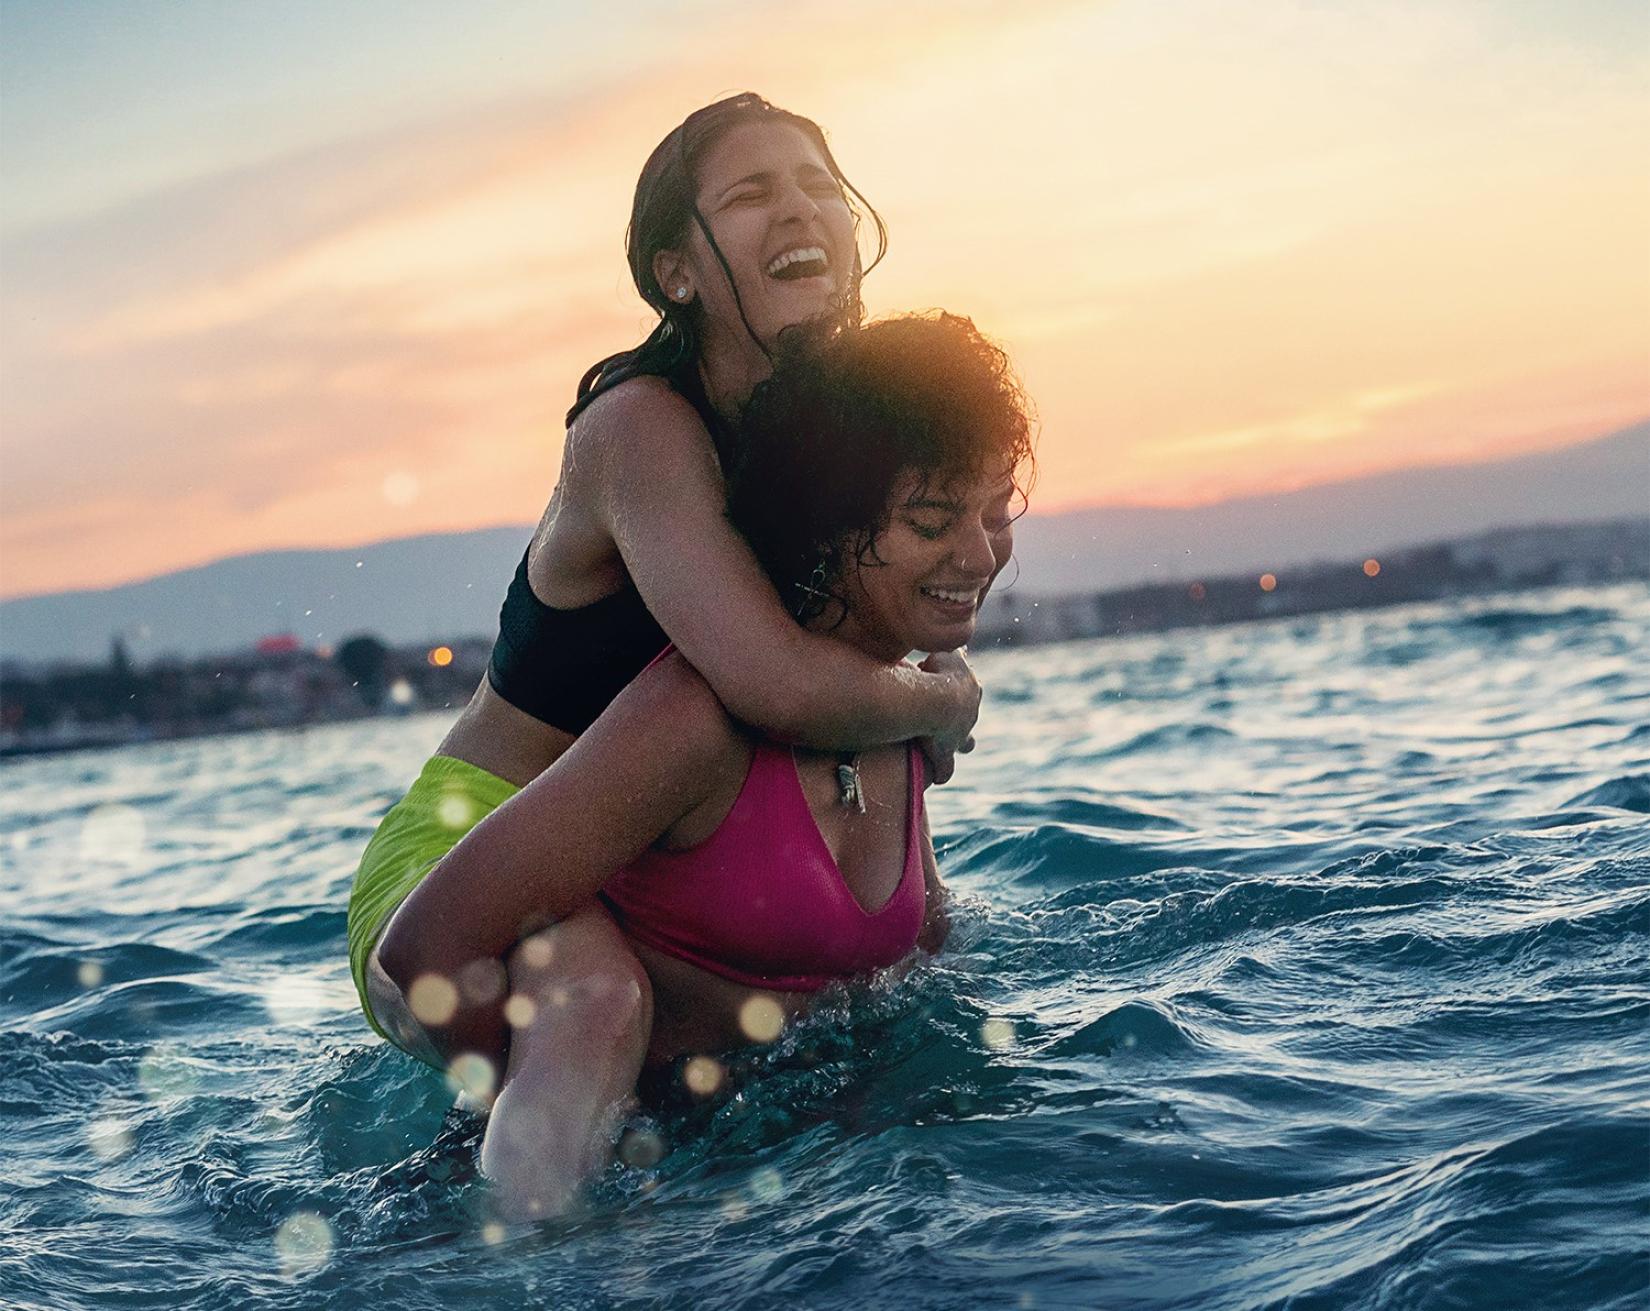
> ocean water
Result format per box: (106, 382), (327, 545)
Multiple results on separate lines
(2, 582), (1647, 1311)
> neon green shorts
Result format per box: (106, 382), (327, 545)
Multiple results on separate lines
(346, 755), (520, 1039)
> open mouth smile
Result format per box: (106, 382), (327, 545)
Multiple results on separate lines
(766, 245), (830, 281)
(920, 584), (982, 609)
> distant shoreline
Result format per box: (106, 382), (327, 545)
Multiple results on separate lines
(4, 527), (1644, 762)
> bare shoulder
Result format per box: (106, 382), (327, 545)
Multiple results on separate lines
(605, 648), (743, 766)
(567, 374), (710, 463)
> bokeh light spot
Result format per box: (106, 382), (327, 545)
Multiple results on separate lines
(1258, 573), (1278, 593)
(748, 1166), (786, 1204)
(436, 791), (475, 830)
(80, 804), (146, 866)
(720, 1192), (750, 1222)
(981, 1018), (1016, 1050)
(274, 1211), (335, 1277)
(381, 471), (420, 506)
(518, 935), (554, 969)
(138, 1044), (201, 1101)
(682, 1056), (724, 1097)
(738, 995), (785, 1044)
(617, 1127), (666, 1168)
(1363, 558), (1382, 577)
(445, 1052), (497, 1103)
(1188, 581), (1207, 602)
(387, 678), (416, 706)
(427, 645), (454, 667)
(407, 973), (459, 1026)
(263, 972), (340, 1028)
(502, 993), (538, 1028)
(481, 1221), (507, 1246)
(458, 957), (506, 1005)
(87, 1116), (135, 1160)
(77, 960), (105, 988)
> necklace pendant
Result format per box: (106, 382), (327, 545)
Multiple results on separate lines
(837, 760), (867, 813)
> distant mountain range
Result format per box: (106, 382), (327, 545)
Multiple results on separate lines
(3, 421), (1645, 666)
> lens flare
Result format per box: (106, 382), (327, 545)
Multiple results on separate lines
(981, 1017), (1016, 1050)
(436, 790), (475, 829)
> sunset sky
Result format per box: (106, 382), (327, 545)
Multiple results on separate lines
(2, 0), (1646, 599)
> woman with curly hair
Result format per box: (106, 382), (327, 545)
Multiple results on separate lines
(347, 95), (985, 1171)
(382, 312), (1035, 1217)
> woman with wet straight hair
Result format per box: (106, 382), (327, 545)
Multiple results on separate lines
(346, 95), (984, 1182)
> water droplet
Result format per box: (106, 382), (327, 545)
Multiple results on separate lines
(738, 995), (785, 1044)
(274, 1211), (335, 1276)
(980, 1017), (1015, 1050)
(407, 973), (458, 1026)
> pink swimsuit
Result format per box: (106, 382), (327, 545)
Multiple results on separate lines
(599, 740), (928, 993)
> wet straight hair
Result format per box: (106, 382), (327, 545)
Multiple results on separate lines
(567, 93), (887, 427)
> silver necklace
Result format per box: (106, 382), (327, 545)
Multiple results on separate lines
(836, 754), (867, 812)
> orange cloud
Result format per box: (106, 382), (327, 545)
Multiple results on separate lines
(2, 0), (1645, 597)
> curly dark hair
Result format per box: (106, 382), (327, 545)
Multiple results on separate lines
(727, 312), (1035, 625)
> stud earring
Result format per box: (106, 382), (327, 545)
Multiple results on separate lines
(674, 287), (689, 300)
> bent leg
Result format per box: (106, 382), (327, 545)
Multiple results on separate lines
(480, 904), (654, 1220)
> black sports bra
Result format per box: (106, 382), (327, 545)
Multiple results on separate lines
(485, 364), (725, 734)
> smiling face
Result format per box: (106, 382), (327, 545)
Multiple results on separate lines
(832, 468), (1019, 659)
(656, 120), (858, 359)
